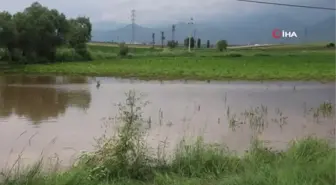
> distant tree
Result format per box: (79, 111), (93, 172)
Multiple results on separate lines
(216, 40), (228, 52)
(172, 25), (176, 42)
(152, 33), (155, 47)
(191, 37), (195, 48)
(206, 40), (210, 48)
(184, 37), (195, 48)
(184, 38), (188, 47)
(167, 40), (178, 49)
(161, 31), (165, 48)
(326, 42), (335, 48)
(197, 38), (201, 48)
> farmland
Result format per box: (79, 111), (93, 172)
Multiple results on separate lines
(3, 42), (335, 81)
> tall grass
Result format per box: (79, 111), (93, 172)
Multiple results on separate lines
(0, 91), (335, 185)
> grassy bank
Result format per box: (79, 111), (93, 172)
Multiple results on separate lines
(1, 91), (335, 185)
(1, 138), (334, 185)
(4, 51), (335, 81)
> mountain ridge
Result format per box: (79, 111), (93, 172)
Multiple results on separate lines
(92, 13), (335, 45)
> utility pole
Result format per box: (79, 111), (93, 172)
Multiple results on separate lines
(188, 17), (194, 52)
(131, 10), (136, 44)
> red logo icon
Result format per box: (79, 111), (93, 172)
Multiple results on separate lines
(272, 29), (281, 39)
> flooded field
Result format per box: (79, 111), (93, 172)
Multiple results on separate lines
(0, 75), (334, 168)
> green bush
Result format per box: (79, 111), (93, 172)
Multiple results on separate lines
(76, 48), (92, 60)
(326, 43), (335, 48)
(216, 40), (228, 52)
(1, 47), (93, 63)
(55, 48), (85, 62)
(0, 48), (22, 62)
(10, 48), (25, 63)
(167, 41), (178, 49)
(119, 43), (129, 56)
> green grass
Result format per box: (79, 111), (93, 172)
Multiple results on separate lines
(4, 51), (335, 81)
(88, 42), (157, 48)
(2, 43), (335, 81)
(1, 137), (334, 185)
(1, 91), (335, 185)
(87, 43), (161, 54)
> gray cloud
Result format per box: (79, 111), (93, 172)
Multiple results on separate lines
(0, 0), (334, 25)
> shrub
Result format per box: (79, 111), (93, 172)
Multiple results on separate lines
(326, 43), (335, 48)
(75, 48), (92, 60)
(167, 41), (178, 49)
(184, 37), (195, 48)
(0, 48), (22, 62)
(75, 90), (155, 181)
(55, 48), (85, 62)
(197, 38), (201, 48)
(10, 49), (25, 63)
(119, 43), (129, 56)
(216, 40), (228, 52)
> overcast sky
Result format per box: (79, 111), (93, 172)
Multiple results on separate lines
(0, 0), (334, 25)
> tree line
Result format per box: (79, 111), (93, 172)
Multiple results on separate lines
(156, 26), (228, 51)
(0, 2), (230, 64)
(165, 36), (210, 49)
(183, 37), (227, 51)
(165, 33), (227, 51)
(0, 2), (92, 64)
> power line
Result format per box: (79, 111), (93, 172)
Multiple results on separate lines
(236, 0), (336, 10)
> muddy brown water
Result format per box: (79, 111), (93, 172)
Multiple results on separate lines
(0, 75), (335, 169)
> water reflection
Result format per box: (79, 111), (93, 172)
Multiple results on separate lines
(0, 75), (91, 85)
(0, 76), (91, 124)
